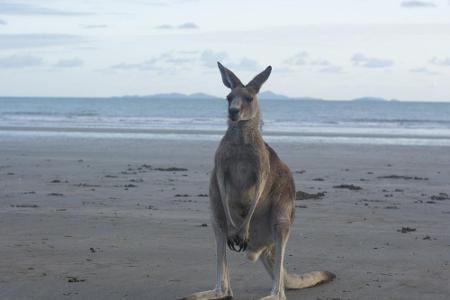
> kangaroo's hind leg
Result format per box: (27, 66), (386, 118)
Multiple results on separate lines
(260, 206), (335, 294)
(258, 218), (290, 300)
(261, 246), (335, 291)
(179, 174), (232, 300)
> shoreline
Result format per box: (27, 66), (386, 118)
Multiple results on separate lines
(1, 126), (450, 146)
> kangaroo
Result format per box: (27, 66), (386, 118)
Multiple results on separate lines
(180, 63), (335, 300)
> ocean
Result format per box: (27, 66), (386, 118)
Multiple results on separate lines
(1, 96), (450, 146)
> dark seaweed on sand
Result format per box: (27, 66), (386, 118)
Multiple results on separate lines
(333, 184), (362, 190)
(295, 191), (326, 200)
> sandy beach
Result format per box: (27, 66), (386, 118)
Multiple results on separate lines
(1, 135), (449, 300)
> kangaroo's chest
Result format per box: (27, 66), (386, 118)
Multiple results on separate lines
(220, 143), (261, 190)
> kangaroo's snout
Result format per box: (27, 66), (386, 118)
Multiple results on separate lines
(228, 108), (240, 120)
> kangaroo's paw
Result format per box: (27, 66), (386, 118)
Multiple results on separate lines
(227, 228), (249, 252)
(179, 289), (232, 300)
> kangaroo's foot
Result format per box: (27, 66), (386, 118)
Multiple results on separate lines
(257, 292), (286, 300)
(179, 289), (232, 300)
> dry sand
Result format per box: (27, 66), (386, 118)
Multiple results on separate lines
(0, 135), (449, 300)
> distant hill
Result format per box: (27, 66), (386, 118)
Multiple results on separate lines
(258, 91), (290, 100)
(122, 92), (220, 99)
(351, 97), (388, 102)
(113, 93), (401, 102)
(292, 96), (324, 101)
(123, 91), (293, 100)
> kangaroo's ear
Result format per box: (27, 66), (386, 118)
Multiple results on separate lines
(217, 62), (243, 89)
(246, 66), (272, 94)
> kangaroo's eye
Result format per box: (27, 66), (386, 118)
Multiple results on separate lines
(246, 96), (253, 102)
(226, 95), (233, 101)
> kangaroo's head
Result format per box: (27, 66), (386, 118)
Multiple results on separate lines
(217, 62), (272, 123)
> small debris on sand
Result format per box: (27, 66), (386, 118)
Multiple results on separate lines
(312, 178), (324, 181)
(294, 170), (306, 174)
(124, 184), (138, 188)
(397, 227), (416, 233)
(104, 174), (118, 178)
(153, 167), (188, 172)
(431, 193), (449, 201)
(296, 191), (326, 200)
(75, 183), (100, 188)
(422, 236), (431, 240)
(333, 184), (362, 191)
(384, 206), (399, 209)
(197, 223), (208, 227)
(197, 194), (208, 197)
(50, 179), (61, 183)
(89, 247), (96, 253)
(11, 204), (39, 208)
(377, 175), (428, 180)
(175, 194), (190, 197)
(47, 193), (64, 197)
(66, 276), (85, 283)
(129, 178), (144, 183)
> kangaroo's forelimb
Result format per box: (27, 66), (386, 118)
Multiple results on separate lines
(227, 175), (267, 252)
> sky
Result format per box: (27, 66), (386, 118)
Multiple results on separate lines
(0, 0), (450, 101)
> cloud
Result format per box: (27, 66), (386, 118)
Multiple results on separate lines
(200, 50), (228, 68)
(155, 22), (199, 30)
(284, 52), (309, 65)
(0, 34), (85, 49)
(110, 51), (196, 72)
(429, 57), (450, 66)
(110, 50), (259, 74)
(54, 58), (83, 68)
(410, 67), (438, 75)
(81, 24), (108, 29)
(319, 66), (344, 74)
(351, 53), (394, 68)
(310, 59), (332, 66)
(401, 1), (436, 7)
(178, 22), (198, 29)
(0, 18), (7, 25)
(110, 59), (158, 71)
(284, 52), (342, 73)
(228, 57), (261, 71)
(0, 54), (43, 68)
(200, 51), (261, 71)
(0, 2), (92, 16)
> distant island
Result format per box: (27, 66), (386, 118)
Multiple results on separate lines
(0, 92), (410, 102)
(117, 91), (396, 102)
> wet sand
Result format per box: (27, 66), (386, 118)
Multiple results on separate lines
(0, 135), (449, 300)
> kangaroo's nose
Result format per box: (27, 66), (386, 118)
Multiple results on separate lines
(229, 108), (239, 117)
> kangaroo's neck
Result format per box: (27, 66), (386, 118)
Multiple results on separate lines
(226, 110), (263, 144)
